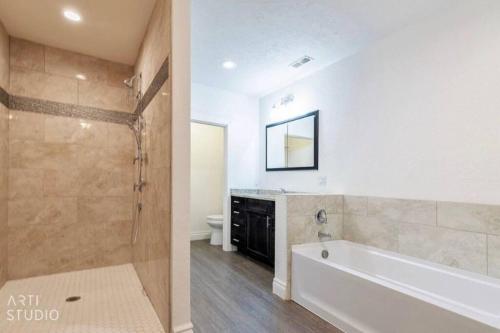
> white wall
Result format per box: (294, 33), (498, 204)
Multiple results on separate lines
(259, 1), (500, 205)
(192, 83), (259, 188)
(190, 122), (224, 239)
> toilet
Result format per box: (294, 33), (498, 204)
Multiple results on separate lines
(206, 214), (223, 245)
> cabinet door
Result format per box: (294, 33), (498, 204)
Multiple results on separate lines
(246, 211), (272, 264)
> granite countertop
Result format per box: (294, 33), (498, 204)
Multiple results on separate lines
(230, 189), (284, 201)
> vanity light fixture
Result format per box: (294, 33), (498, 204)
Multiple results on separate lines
(272, 94), (295, 109)
(75, 74), (86, 80)
(63, 10), (82, 22)
(222, 60), (237, 70)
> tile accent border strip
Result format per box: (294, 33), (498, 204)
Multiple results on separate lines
(0, 86), (8, 108)
(135, 57), (169, 114)
(9, 95), (137, 125)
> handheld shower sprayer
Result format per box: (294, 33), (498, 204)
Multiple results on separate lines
(130, 114), (145, 245)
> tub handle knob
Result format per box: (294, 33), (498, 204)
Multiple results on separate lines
(315, 209), (328, 225)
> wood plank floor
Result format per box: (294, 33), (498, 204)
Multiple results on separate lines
(191, 240), (342, 333)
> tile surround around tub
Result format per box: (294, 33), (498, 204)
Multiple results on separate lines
(399, 223), (487, 274)
(367, 197), (436, 226)
(438, 201), (500, 235)
(343, 215), (399, 251)
(287, 194), (344, 245)
(285, 194), (344, 292)
(488, 235), (500, 278)
(342, 195), (500, 279)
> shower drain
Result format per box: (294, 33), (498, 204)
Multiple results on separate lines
(65, 296), (81, 302)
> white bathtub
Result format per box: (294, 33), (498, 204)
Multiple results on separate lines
(292, 241), (500, 333)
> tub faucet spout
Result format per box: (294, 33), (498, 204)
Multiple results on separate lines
(318, 231), (332, 241)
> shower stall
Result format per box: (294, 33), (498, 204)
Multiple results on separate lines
(0, 0), (173, 332)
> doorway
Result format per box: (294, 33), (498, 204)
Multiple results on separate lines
(190, 122), (227, 243)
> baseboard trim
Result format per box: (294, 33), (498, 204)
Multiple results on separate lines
(173, 322), (194, 333)
(190, 231), (211, 241)
(272, 277), (290, 300)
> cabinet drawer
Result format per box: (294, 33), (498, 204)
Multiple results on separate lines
(231, 208), (243, 218)
(231, 234), (246, 249)
(231, 220), (246, 236)
(231, 196), (246, 210)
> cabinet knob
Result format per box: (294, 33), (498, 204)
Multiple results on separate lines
(233, 200), (240, 204)
(233, 211), (240, 214)
(232, 238), (240, 243)
(232, 223), (240, 227)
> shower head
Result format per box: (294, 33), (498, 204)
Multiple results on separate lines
(124, 75), (137, 88)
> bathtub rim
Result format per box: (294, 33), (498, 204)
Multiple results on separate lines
(291, 240), (500, 330)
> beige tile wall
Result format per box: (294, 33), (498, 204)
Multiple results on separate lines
(135, 0), (171, 91)
(9, 38), (134, 112)
(132, 0), (172, 330)
(286, 194), (343, 285)
(3, 37), (137, 281)
(343, 195), (500, 278)
(0, 20), (9, 289)
(7, 111), (135, 279)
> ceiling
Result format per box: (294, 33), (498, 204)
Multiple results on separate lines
(192, 0), (457, 97)
(0, 0), (156, 65)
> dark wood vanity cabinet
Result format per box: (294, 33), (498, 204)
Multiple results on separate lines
(231, 196), (275, 267)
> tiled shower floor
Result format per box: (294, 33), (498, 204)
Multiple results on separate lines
(0, 264), (165, 333)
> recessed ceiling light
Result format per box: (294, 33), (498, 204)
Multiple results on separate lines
(63, 10), (82, 22)
(222, 61), (237, 70)
(75, 74), (86, 80)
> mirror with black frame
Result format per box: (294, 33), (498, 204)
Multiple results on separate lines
(266, 110), (319, 171)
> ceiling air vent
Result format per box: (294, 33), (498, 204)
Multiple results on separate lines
(290, 56), (314, 69)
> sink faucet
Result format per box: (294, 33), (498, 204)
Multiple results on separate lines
(279, 188), (286, 193)
(318, 231), (332, 241)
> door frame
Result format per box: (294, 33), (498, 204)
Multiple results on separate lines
(190, 119), (233, 251)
